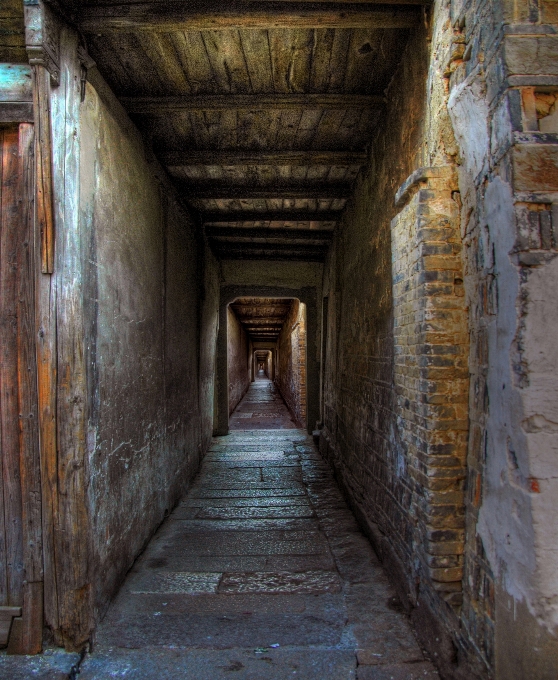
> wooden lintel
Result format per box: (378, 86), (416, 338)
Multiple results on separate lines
(122, 94), (385, 113)
(0, 103), (34, 124)
(203, 210), (341, 223)
(184, 184), (351, 199)
(207, 226), (334, 241)
(79, 1), (422, 31)
(165, 150), (367, 167)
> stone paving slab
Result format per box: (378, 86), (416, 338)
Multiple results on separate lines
(0, 649), (80, 680)
(167, 517), (321, 531)
(175, 505), (315, 519)
(145, 529), (331, 556)
(357, 661), (440, 679)
(95, 611), (346, 648)
(188, 487), (306, 498)
(180, 495), (311, 508)
(79, 647), (357, 679)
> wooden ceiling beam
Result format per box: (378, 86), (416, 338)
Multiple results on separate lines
(79, 2), (423, 32)
(207, 227), (334, 241)
(182, 184), (351, 199)
(203, 210), (340, 223)
(216, 251), (326, 261)
(122, 94), (385, 114)
(164, 150), (367, 167)
(214, 241), (328, 252)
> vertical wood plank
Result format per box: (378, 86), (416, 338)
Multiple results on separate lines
(51, 28), (90, 650)
(32, 65), (55, 274)
(0, 125), (24, 608)
(33, 74), (60, 633)
(0, 129), (8, 608)
(17, 123), (43, 654)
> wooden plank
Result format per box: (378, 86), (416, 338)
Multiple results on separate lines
(310, 28), (351, 92)
(203, 209), (341, 222)
(79, 2), (422, 32)
(51, 30), (91, 649)
(181, 183), (352, 198)
(0, 64), (32, 101)
(32, 65), (55, 274)
(0, 125), (25, 608)
(207, 226), (334, 240)
(213, 248), (326, 261)
(33, 108), (59, 640)
(17, 124), (43, 655)
(202, 29), (251, 93)
(0, 102), (34, 123)
(0, 606), (22, 646)
(311, 109), (346, 149)
(0, 130), (9, 608)
(169, 31), (218, 94)
(140, 32), (192, 94)
(270, 28), (312, 93)
(120, 92), (385, 115)
(212, 241), (328, 252)
(115, 32), (166, 96)
(164, 149), (367, 165)
(239, 29), (274, 93)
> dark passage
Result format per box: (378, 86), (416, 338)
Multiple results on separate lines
(230, 373), (298, 431)
(76, 429), (438, 679)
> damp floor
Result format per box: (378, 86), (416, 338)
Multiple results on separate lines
(0, 382), (440, 680)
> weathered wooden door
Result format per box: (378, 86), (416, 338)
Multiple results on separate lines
(0, 124), (43, 654)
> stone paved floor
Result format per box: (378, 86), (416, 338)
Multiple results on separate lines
(230, 373), (299, 430)
(0, 385), (440, 680)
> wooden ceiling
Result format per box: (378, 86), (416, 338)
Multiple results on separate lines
(71, 1), (422, 261)
(230, 297), (293, 341)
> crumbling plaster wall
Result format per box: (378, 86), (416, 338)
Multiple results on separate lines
(321, 0), (558, 676)
(276, 300), (307, 426)
(446, 0), (558, 676)
(79, 70), (213, 624)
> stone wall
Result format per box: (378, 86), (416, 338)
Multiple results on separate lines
(227, 306), (250, 415)
(276, 300), (307, 427)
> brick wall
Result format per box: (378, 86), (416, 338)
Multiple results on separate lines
(391, 167), (469, 611)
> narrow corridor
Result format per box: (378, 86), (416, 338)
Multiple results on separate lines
(230, 373), (298, 430)
(76, 386), (439, 679)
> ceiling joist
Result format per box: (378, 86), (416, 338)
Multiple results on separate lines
(207, 227), (333, 241)
(182, 184), (351, 199)
(219, 251), (326, 261)
(79, 2), (423, 32)
(122, 94), (385, 114)
(164, 150), (367, 167)
(203, 210), (340, 224)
